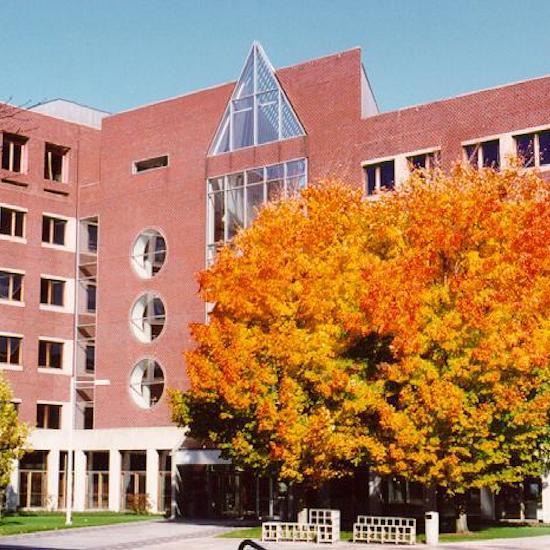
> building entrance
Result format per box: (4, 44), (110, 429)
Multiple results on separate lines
(177, 464), (287, 520)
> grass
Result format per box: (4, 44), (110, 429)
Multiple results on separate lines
(0, 511), (160, 537)
(219, 524), (550, 543)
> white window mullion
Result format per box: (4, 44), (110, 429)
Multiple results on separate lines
(253, 45), (258, 147)
(223, 176), (228, 243)
(278, 91), (282, 140)
(534, 133), (541, 168)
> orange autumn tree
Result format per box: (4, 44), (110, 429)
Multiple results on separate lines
(172, 182), (389, 483)
(172, 168), (550, 525)
(359, 165), (550, 530)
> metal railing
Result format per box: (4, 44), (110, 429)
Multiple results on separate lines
(237, 540), (267, 550)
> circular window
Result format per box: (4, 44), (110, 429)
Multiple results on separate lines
(130, 358), (165, 408)
(131, 229), (166, 279)
(130, 293), (166, 342)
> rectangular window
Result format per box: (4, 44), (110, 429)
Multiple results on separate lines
(407, 150), (440, 171)
(0, 335), (22, 365)
(388, 477), (424, 505)
(42, 215), (67, 246)
(207, 159), (307, 257)
(514, 130), (550, 168)
(40, 278), (65, 307)
(38, 340), (63, 369)
(44, 143), (69, 182)
(134, 155), (168, 173)
(0, 270), (23, 301)
(87, 223), (98, 253)
(84, 405), (94, 430)
(85, 343), (95, 373)
(1, 133), (27, 173)
(36, 403), (61, 429)
(464, 139), (500, 169)
(0, 206), (26, 238)
(86, 283), (97, 312)
(364, 160), (395, 195)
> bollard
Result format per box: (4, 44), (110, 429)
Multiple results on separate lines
(425, 511), (439, 545)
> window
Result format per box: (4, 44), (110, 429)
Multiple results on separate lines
(388, 477), (424, 506)
(40, 278), (65, 307)
(207, 158), (306, 260)
(0, 206), (25, 238)
(407, 150), (440, 171)
(514, 130), (550, 168)
(87, 222), (98, 253)
(130, 359), (165, 408)
(134, 155), (168, 173)
(1, 133), (27, 173)
(85, 343), (95, 372)
(131, 230), (166, 278)
(38, 340), (63, 369)
(42, 215), (66, 246)
(364, 160), (395, 195)
(19, 451), (48, 508)
(36, 403), (61, 429)
(0, 335), (22, 365)
(84, 405), (94, 430)
(210, 43), (304, 155)
(464, 139), (500, 169)
(130, 293), (166, 342)
(86, 283), (97, 312)
(0, 270), (23, 302)
(44, 143), (68, 182)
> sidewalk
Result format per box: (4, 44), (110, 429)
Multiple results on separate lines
(1, 520), (549, 550)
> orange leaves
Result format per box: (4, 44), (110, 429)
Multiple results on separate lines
(172, 168), (550, 493)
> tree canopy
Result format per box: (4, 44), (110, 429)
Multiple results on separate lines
(172, 166), (550, 497)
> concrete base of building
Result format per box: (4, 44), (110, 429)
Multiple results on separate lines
(7, 426), (184, 515)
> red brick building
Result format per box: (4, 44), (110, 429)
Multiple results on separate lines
(1, 43), (549, 522)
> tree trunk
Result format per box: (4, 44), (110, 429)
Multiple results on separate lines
(455, 494), (470, 534)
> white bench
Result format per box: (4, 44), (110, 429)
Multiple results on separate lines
(262, 508), (340, 544)
(353, 515), (416, 545)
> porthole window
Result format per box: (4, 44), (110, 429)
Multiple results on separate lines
(130, 293), (166, 342)
(130, 358), (165, 408)
(131, 229), (166, 279)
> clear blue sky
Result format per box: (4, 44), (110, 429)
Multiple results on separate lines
(1, 0), (549, 114)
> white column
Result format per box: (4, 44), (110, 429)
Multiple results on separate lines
(46, 449), (60, 510)
(368, 472), (383, 515)
(146, 449), (159, 513)
(109, 450), (121, 511)
(480, 487), (495, 520)
(74, 450), (87, 511)
(542, 472), (550, 524)
(6, 458), (19, 511)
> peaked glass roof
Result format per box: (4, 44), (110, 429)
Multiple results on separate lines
(210, 43), (305, 155)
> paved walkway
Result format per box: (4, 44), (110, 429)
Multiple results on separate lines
(1, 520), (550, 550)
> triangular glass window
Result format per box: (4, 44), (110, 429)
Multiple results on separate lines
(210, 42), (305, 155)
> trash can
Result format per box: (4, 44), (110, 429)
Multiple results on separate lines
(425, 511), (439, 545)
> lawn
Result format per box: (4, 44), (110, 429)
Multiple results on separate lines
(0, 511), (159, 537)
(220, 524), (550, 543)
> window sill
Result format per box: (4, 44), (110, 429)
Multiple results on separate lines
(0, 234), (26, 244)
(0, 298), (25, 308)
(41, 242), (72, 252)
(39, 304), (72, 314)
(0, 363), (23, 371)
(37, 367), (70, 376)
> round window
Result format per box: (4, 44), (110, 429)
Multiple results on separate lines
(130, 293), (166, 342)
(131, 229), (166, 279)
(130, 358), (165, 408)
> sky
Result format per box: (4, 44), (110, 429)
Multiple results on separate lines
(1, 0), (549, 114)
